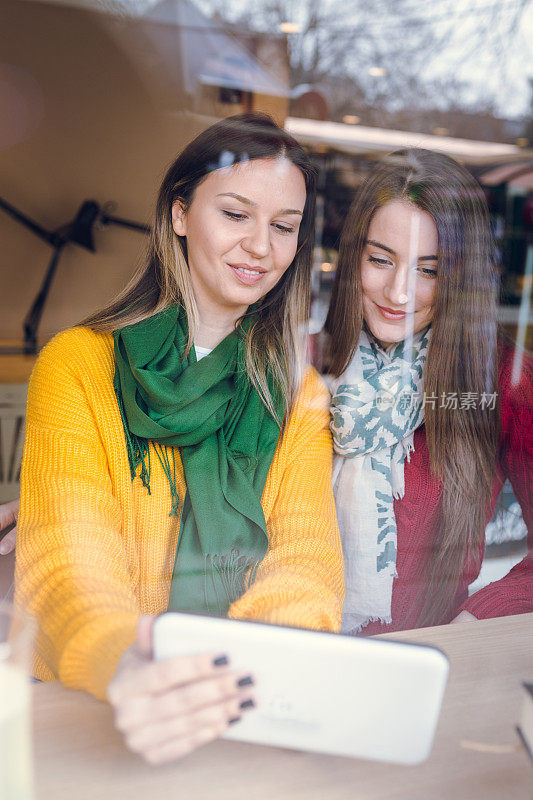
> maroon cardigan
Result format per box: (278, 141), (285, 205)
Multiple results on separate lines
(350, 342), (533, 634)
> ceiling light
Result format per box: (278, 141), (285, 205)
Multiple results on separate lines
(279, 22), (302, 34)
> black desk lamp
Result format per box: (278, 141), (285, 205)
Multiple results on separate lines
(0, 197), (150, 354)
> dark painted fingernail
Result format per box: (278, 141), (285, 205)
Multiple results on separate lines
(240, 698), (255, 711)
(228, 716), (241, 725)
(212, 654), (229, 667)
(237, 675), (254, 688)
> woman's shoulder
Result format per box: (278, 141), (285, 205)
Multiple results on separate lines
(40, 325), (113, 358)
(496, 336), (533, 435)
(28, 328), (116, 419)
(497, 336), (533, 398)
(35, 326), (114, 380)
(278, 366), (330, 441)
(25, 328), (117, 432)
(292, 366), (331, 415)
(272, 367), (332, 469)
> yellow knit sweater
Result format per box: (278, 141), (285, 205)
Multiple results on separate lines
(16, 327), (344, 699)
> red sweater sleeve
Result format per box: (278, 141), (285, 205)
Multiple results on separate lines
(461, 344), (533, 619)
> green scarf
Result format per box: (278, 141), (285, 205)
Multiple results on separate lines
(113, 305), (283, 616)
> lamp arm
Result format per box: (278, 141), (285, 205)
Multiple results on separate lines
(100, 211), (151, 235)
(0, 197), (61, 247)
(23, 244), (65, 354)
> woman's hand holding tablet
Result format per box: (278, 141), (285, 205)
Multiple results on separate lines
(107, 615), (256, 764)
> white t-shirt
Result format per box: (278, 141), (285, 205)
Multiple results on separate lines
(194, 344), (212, 361)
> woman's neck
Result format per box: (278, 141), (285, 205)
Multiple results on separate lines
(362, 322), (431, 354)
(194, 303), (245, 349)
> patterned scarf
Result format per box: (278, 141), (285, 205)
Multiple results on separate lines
(329, 328), (429, 634)
(113, 305), (283, 617)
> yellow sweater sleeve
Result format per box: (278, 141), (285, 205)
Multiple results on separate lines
(229, 368), (344, 632)
(16, 330), (139, 700)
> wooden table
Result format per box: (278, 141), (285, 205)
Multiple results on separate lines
(33, 614), (533, 800)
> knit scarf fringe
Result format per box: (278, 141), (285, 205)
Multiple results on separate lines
(115, 383), (180, 517)
(204, 548), (256, 612)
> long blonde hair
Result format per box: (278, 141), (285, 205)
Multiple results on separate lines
(82, 113), (317, 420)
(325, 148), (500, 627)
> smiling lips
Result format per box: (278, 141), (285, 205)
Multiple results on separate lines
(228, 263), (267, 286)
(376, 304), (408, 320)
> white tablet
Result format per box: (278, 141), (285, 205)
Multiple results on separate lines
(153, 612), (449, 765)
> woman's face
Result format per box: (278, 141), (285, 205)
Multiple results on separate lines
(360, 200), (438, 349)
(172, 157), (306, 321)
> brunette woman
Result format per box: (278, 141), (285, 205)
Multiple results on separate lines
(15, 113), (343, 763)
(325, 147), (532, 635)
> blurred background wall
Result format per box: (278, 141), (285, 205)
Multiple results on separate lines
(0, 0), (288, 346)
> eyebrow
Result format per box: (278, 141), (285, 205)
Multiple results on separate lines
(217, 193), (303, 216)
(366, 239), (438, 260)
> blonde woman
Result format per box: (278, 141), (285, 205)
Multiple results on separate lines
(14, 113), (343, 764)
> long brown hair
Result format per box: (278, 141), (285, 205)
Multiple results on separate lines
(82, 113), (317, 419)
(325, 148), (499, 627)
